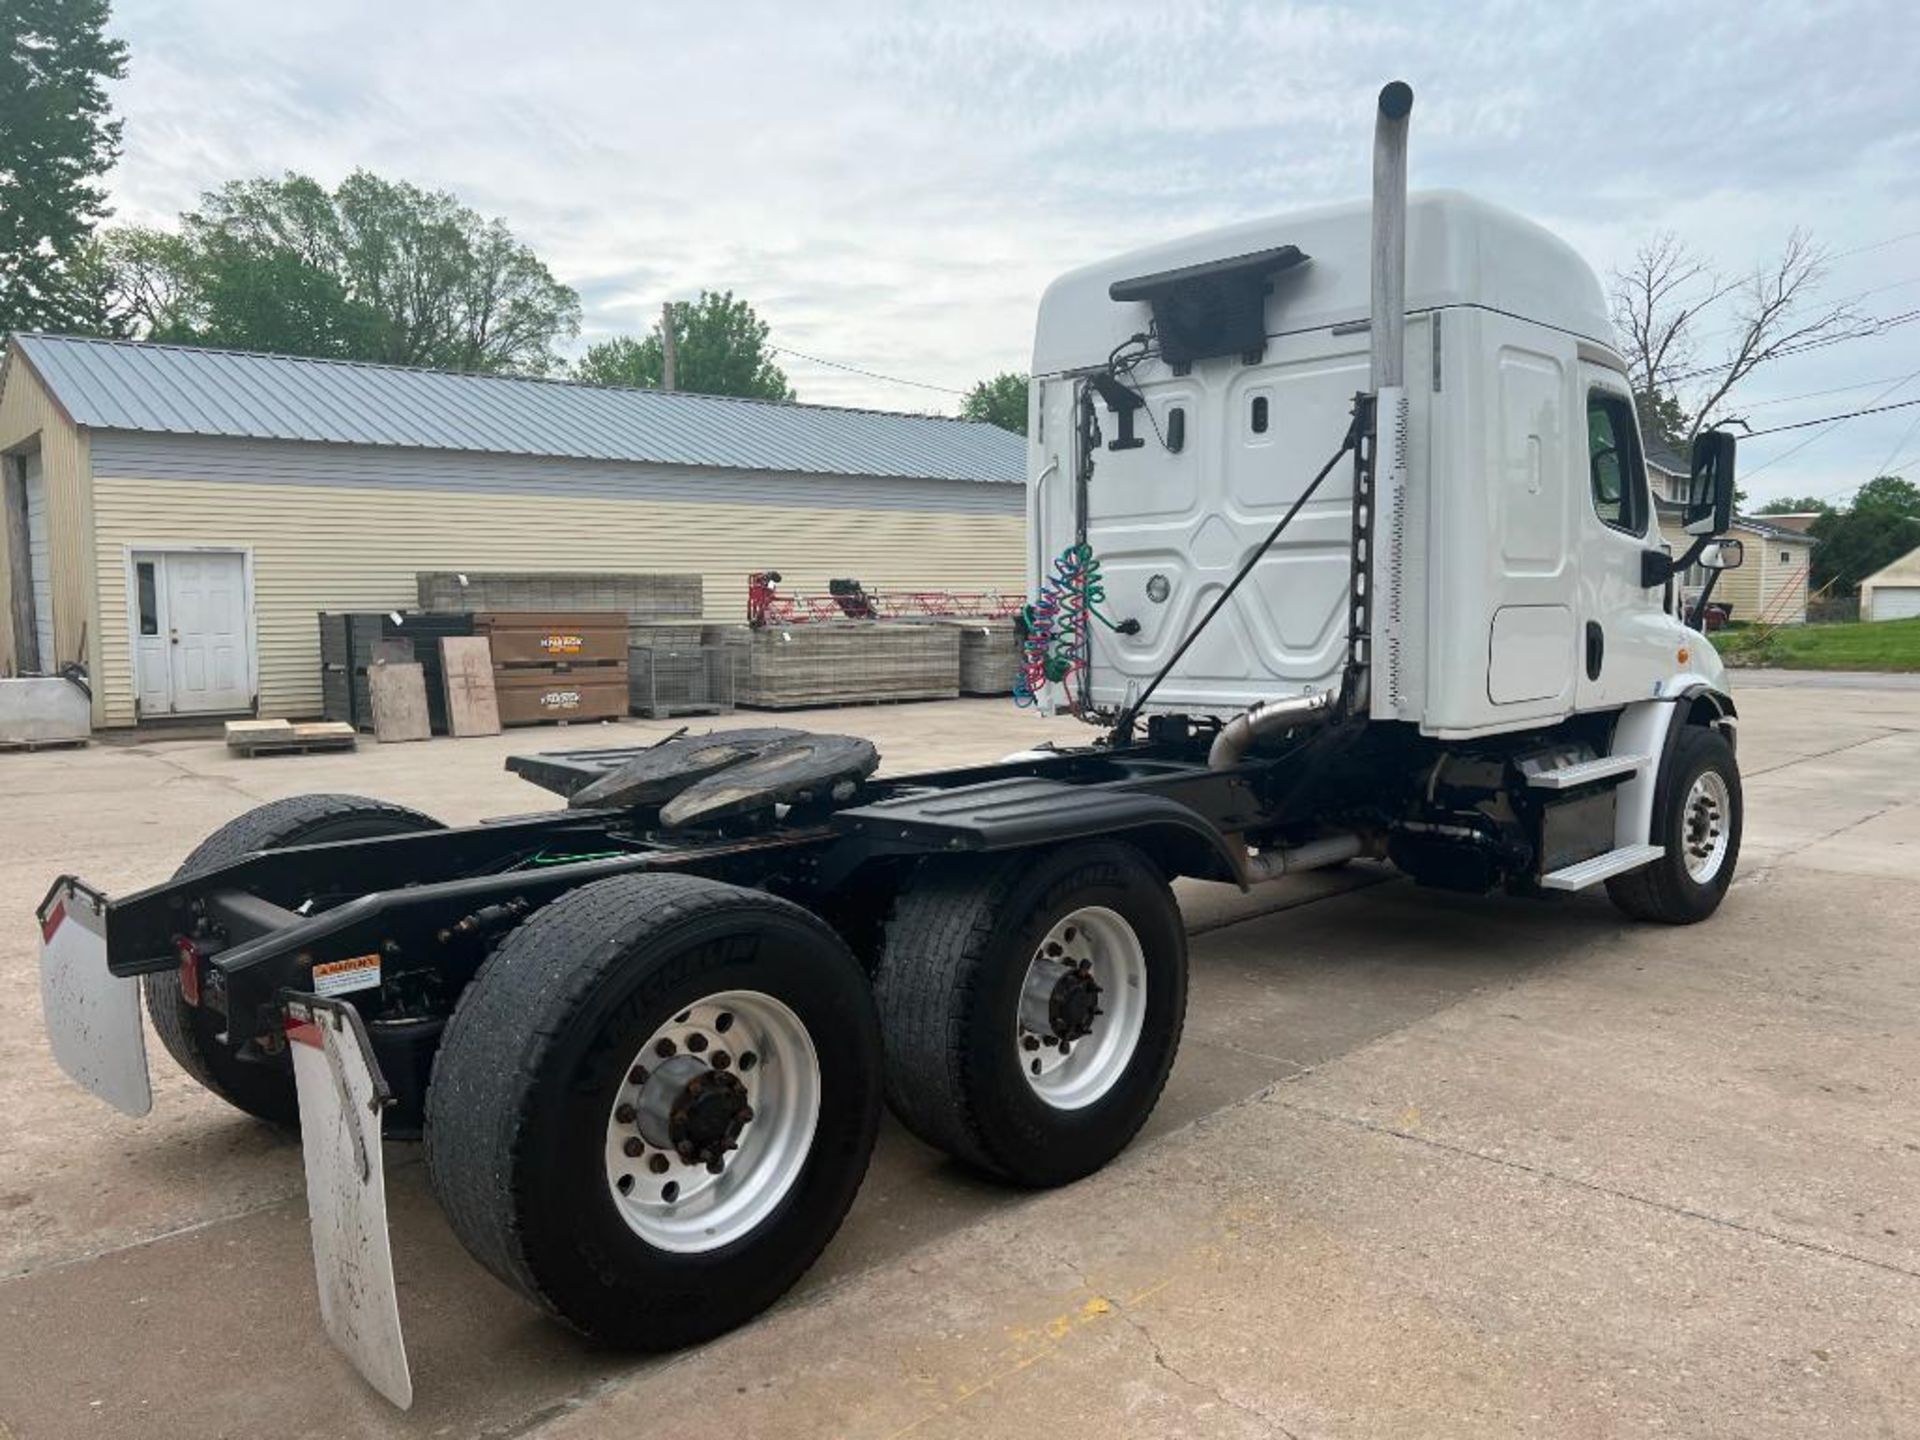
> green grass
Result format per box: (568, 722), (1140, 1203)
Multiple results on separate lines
(1720, 616), (1920, 671)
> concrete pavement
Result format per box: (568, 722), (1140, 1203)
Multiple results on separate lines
(2, 678), (1916, 1438)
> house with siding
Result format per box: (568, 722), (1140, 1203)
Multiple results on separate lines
(0, 334), (1028, 729)
(1645, 440), (1815, 624)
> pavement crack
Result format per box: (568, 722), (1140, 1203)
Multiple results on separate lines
(1115, 1307), (1300, 1439)
(1287, 1101), (1920, 1284)
(1743, 728), (1905, 777)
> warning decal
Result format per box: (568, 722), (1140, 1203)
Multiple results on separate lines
(311, 953), (382, 997)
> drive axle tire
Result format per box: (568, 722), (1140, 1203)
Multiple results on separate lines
(873, 842), (1187, 1188)
(143, 793), (443, 1127)
(424, 873), (881, 1350)
(1607, 725), (1742, 924)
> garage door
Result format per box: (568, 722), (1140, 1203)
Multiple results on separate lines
(1869, 585), (1920, 622)
(23, 451), (55, 670)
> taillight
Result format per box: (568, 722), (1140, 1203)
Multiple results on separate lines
(175, 937), (203, 1007)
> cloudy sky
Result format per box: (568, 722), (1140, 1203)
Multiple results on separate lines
(99, 0), (1919, 506)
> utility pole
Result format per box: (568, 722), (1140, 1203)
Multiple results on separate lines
(661, 301), (678, 393)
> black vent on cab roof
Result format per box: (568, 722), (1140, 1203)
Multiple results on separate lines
(1108, 245), (1309, 368)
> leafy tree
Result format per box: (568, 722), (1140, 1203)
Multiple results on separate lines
(95, 170), (580, 373)
(0, 0), (127, 339)
(575, 292), (792, 400)
(1807, 476), (1920, 594)
(1753, 495), (1835, 517)
(960, 372), (1029, 435)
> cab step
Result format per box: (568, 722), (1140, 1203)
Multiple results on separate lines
(1540, 843), (1665, 891)
(1525, 753), (1647, 790)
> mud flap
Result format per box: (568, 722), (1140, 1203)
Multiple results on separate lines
(285, 994), (414, 1410)
(37, 877), (151, 1117)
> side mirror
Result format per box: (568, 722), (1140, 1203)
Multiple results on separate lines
(1686, 430), (1737, 535)
(1699, 538), (1744, 571)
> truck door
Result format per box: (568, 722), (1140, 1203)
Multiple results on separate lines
(1574, 366), (1674, 709)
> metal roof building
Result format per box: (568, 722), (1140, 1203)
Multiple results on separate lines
(1, 334), (1028, 728)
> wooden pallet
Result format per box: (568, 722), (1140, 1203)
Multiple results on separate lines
(225, 720), (358, 758)
(0, 735), (91, 753)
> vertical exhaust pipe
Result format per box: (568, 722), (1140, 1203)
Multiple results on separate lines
(1370, 81), (1413, 390)
(1207, 82), (1416, 767)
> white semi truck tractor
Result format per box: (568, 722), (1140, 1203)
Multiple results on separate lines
(36, 83), (1742, 1405)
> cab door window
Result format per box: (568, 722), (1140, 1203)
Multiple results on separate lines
(1586, 391), (1649, 536)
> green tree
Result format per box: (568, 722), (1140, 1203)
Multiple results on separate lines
(960, 372), (1029, 435)
(575, 292), (792, 400)
(96, 170), (580, 373)
(1808, 476), (1920, 594)
(1753, 495), (1835, 517)
(0, 0), (127, 339)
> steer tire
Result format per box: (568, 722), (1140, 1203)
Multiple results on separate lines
(423, 873), (881, 1350)
(1606, 725), (1743, 924)
(873, 841), (1187, 1188)
(142, 793), (443, 1126)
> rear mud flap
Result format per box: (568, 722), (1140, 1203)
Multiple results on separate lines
(37, 877), (151, 1117)
(285, 994), (414, 1410)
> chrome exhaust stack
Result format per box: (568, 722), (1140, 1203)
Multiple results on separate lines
(1370, 81), (1413, 391)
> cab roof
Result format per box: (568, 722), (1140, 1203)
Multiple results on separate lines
(1033, 190), (1614, 377)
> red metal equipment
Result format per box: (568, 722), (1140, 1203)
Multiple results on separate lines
(746, 573), (1018, 628)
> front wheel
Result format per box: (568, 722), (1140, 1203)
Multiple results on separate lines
(1607, 724), (1743, 924)
(424, 873), (881, 1349)
(873, 842), (1188, 1187)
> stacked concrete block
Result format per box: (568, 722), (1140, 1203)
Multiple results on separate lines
(416, 573), (704, 640)
(737, 622), (960, 709)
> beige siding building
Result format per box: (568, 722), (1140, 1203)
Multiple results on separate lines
(1860, 545), (1920, 621)
(1646, 449), (1815, 624)
(2, 335), (1026, 729)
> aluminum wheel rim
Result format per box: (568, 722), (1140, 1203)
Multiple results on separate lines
(1015, 906), (1148, 1111)
(603, 989), (820, 1254)
(1682, 770), (1732, 883)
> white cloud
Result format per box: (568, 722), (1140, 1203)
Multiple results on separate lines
(102, 0), (1920, 498)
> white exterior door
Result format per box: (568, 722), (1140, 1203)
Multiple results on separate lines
(130, 551), (254, 716)
(23, 451), (54, 669)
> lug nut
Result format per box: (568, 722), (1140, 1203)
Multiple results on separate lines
(1058, 1042), (1072, 1057)
(655, 1037), (677, 1058)
(686, 1032), (709, 1053)
(706, 1158), (726, 1175)
(649, 1153), (670, 1174)
(629, 1065), (649, 1085)
(615, 1103), (636, 1124)
(623, 1137), (643, 1157)
(1022, 1035), (1040, 1052)
(711, 1051), (731, 1070)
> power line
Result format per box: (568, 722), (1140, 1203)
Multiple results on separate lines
(1744, 395), (1920, 438)
(767, 345), (968, 396)
(1737, 373), (1917, 411)
(1663, 307), (1920, 385)
(1741, 365), (1920, 481)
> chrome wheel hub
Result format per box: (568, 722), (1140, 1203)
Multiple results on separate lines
(1682, 770), (1732, 883)
(1015, 906), (1147, 1111)
(604, 990), (820, 1253)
